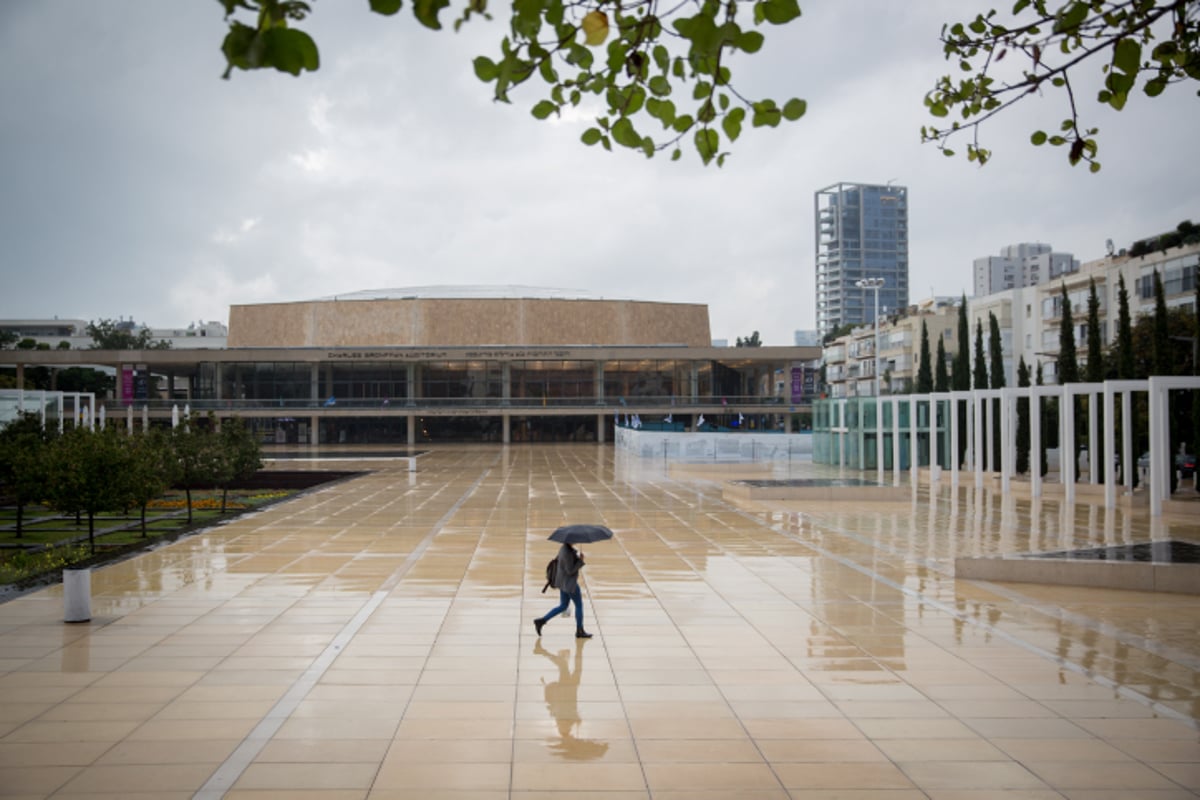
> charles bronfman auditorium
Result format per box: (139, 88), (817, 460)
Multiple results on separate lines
(1, 287), (819, 444)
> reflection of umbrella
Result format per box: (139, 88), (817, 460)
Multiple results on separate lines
(548, 524), (613, 545)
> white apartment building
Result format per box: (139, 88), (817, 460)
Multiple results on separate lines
(822, 239), (1200, 394)
(973, 242), (1078, 296)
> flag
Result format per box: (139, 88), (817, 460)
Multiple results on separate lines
(697, 414), (706, 429)
(665, 414), (672, 424)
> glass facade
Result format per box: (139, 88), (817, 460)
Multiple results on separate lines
(815, 182), (910, 339)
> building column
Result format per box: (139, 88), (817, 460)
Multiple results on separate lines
(502, 414), (511, 444)
(310, 364), (320, 405)
(406, 364), (417, 406)
(407, 415), (416, 445)
(501, 363), (511, 406)
(594, 361), (605, 405)
(214, 363), (223, 401)
(310, 414), (319, 444)
(690, 362), (699, 402)
(596, 413), (606, 444)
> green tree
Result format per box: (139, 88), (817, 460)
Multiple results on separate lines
(735, 331), (762, 347)
(916, 320), (934, 393)
(44, 427), (134, 554)
(216, 419), (264, 513)
(953, 297), (971, 467)
(1086, 278), (1105, 481)
(171, 415), (226, 523)
(56, 368), (115, 395)
(923, 1), (1200, 170)
(86, 319), (171, 350)
(1150, 269), (1181, 492)
(0, 330), (17, 349)
(1016, 356), (1030, 475)
(218, 0), (806, 166)
(1115, 272), (1137, 486)
(1037, 361), (1049, 476)
(1057, 283), (1081, 480)
(122, 429), (179, 537)
(988, 311), (1005, 473)
(217, 2), (1199, 167)
(0, 413), (57, 538)
(934, 334), (949, 393)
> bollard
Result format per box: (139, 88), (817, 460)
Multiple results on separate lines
(63, 568), (91, 623)
(407, 457), (416, 472)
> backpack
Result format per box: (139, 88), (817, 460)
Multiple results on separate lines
(542, 557), (558, 593)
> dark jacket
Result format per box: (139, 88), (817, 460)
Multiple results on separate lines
(555, 543), (584, 593)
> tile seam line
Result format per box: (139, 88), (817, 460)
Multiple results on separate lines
(193, 455), (501, 800)
(735, 504), (1200, 733)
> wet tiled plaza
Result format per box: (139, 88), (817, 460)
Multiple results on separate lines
(1, 444), (1198, 799)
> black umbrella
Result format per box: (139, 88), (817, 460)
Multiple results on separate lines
(548, 524), (614, 545)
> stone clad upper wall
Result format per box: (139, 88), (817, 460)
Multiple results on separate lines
(228, 297), (712, 348)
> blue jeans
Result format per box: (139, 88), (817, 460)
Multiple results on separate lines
(543, 586), (584, 627)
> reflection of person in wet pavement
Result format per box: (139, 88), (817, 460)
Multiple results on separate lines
(535, 638), (608, 760)
(534, 542), (593, 638)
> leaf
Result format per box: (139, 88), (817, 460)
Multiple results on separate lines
(1030, 130), (1047, 145)
(648, 75), (671, 96)
(582, 10), (610, 46)
(782, 98), (806, 121)
(531, 100), (557, 119)
(611, 117), (642, 148)
(413, 0), (450, 30)
(261, 27), (319, 76)
(581, 127), (603, 145)
(738, 31), (764, 54)
(369, 0), (403, 14)
(1113, 37), (1140, 77)
(473, 56), (499, 82)
(694, 127), (719, 164)
(721, 106), (745, 141)
(761, 0), (801, 25)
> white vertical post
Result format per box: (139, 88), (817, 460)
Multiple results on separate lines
(892, 396), (902, 486)
(1103, 384), (1116, 509)
(1063, 385), (1076, 505)
(910, 398), (918, 481)
(949, 394), (959, 486)
(973, 394), (984, 489)
(1149, 377), (1166, 517)
(1031, 389), (1042, 498)
(1089, 388), (1099, 485)
(1122, 388), (1133, 493)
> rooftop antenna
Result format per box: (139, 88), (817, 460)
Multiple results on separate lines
(1106, 238), (1115, 256)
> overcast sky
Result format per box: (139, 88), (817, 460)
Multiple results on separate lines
(1, 2), (1195, 345)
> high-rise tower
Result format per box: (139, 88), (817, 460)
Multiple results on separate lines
(814, 182), (909, 340)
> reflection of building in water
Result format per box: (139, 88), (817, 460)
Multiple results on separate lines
(534, 639), (608, 761)
(802, 510), (910, 671)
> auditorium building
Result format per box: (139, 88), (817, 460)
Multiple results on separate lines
(0, 287), (820, 444)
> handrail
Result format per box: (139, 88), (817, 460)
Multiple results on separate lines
(97, 395), (802, 413)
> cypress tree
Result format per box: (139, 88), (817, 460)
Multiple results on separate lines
(1037, 362), (1049, 477)
(1057, 284), (1081, 481)
(1016, 356), (1030, 475)
(953, 296), (971, 467)
(989, 312), (1005, 474)
(934, 335), (949, 393)
(1152, 271), (1177, 492)
(1086, 279), (1105, 481)
(1116, 273), (1137, 487)
(916, 320), (933, 393)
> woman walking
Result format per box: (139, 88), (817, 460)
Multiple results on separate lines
(534, 542), (592, 639)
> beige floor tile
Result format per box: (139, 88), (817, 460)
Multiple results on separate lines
(635, 738), (762, 763)
(992, 738), (1133, 762)
(773, 762), (917, 790)
(873, 738), (1008, 762)
(0, 741), (111, 767)
(96, 738), (240, 765)
(225, 792), (366, 800)
(643, 762), (781, 791)
(1025, 760), (1185, 790)
(756, 738), (886, 762)
(1109, 738), (1200, 762)
(373, 761), (511, 790)
(56, 763), (218, 794)
(234, 762), (379, 790)
(512, 761), (646, 791)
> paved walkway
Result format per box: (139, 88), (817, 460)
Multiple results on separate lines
(1, 444), (1198, 799)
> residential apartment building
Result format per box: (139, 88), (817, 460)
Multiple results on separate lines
(973, 242), (1078, 296)
(814, 182), (909, 340)
(821, 239), (1200, 394)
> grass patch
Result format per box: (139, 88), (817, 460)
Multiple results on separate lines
(0, 490), (296, 587)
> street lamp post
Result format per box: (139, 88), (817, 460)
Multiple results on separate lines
(855, 278), (884, 395)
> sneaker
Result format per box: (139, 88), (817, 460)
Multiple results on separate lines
(575, 628), (593, 639)
(534, 618), (545, 636)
